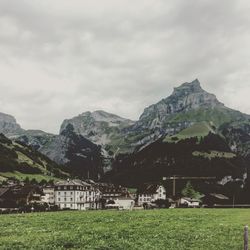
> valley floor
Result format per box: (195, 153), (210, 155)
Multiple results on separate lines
(0, 209), (250, 250)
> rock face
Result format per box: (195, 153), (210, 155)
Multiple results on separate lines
(137, 79), (224, 129)
(60, 110), (134, 146)
(17, 125), (104, 179)
(0, 112), (23, 136)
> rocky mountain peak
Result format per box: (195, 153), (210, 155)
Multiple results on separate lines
(79, 110), (133, 124)
(0, 112), (23, 136)
(172, 79), (202, 95)
(136, 79), (226, 133)
(60, 110), (134, 146)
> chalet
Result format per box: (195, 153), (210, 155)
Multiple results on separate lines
(0, 185), (43, 208)
(137, 184), (166, 206)
(96, 183), (129, 202)
(54, 179), (102, 210)
(41, 186), (55, 205)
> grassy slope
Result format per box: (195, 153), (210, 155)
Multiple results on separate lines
(0, 209), (250, 250)
(165, 107), (248, 127)
(164, 121), (214, 142)
(0, 171), (61, 182)
(0, 135), (68, 182)
(192, 150), (236, 159)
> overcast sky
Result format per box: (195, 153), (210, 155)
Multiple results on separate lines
(0, 0), (250, 133)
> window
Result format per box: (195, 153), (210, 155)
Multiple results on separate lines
(70, 198), (73, 201)
(64, 186), (67, 190)
(64, 198), (66, 201)
(58, 198), (60, 201)
(58, 187), (61, 190)
(70, 186), (73, 190)
(58, 192), (60, 195)
(70, 192), (73, 195)
(64, 192), (67, 195)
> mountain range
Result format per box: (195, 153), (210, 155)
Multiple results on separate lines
(1, 79), (250, 199)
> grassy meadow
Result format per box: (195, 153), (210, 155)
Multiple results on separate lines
(0, 209), (250, 250)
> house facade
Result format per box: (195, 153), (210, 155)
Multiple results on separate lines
(97, 183), (129, 203)
(54, 180), (102, 210)
(137, 184), (166, 206)
(114, 197), (135, 210)
(41, 187), (55, 205)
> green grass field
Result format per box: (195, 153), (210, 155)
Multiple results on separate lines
(1, 209), (250, 250)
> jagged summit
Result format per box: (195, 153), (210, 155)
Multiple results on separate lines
(0, 112), (23, 136)
(78, 110), (133, 124)
(173, 79), (202, 95)
(60, 110), (134, 146)
(140, 79), (224, 122)
(134, 79), (242, 134)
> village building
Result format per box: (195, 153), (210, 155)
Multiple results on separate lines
(178, 197), (200, 208)
(0, 184), (44, 209)
(54, 179), (102, 210)
(114, 197), (135, 210)
(41, 186), (55, 205)
(137, 184), (166, 206)
(202, 193), (229, 207)
(97, 183), (129, 202)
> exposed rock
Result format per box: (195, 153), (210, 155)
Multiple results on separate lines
(0, 112), (23, 136)
(60, 110), (134, 146)
(137, 79), (224, 130)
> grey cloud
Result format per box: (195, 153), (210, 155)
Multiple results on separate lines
(0, 0), (250, 133)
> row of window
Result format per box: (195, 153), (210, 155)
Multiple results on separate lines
(139, 197), (151, 202)
(57, 191), (98, 196)
(57, 186), (94, 191)
(57, 197), (96, 202)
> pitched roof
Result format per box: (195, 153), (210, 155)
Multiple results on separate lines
(209, 193), (229, 200)
(137, 184), (163, 194)
(55, 179), (88, 186)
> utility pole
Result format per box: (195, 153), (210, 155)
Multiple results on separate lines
(233, 193), (235, 208)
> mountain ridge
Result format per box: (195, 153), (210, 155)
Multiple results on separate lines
(1, 79), (250, 185)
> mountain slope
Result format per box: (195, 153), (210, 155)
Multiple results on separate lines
(105, 133), (248, 202)
(0, 112), (105, 179)
(0, 133), (69, 182)
(103, 79), (250, 200)
(1, 79), (250, 187)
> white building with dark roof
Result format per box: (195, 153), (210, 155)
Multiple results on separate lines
(54, 179), (101, 210)
(137, 184), (166, 206)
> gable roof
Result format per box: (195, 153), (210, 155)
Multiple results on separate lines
(137, 184), (164, 194)
(55, 179), (90, 187)
(208, 193), (229, 200)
